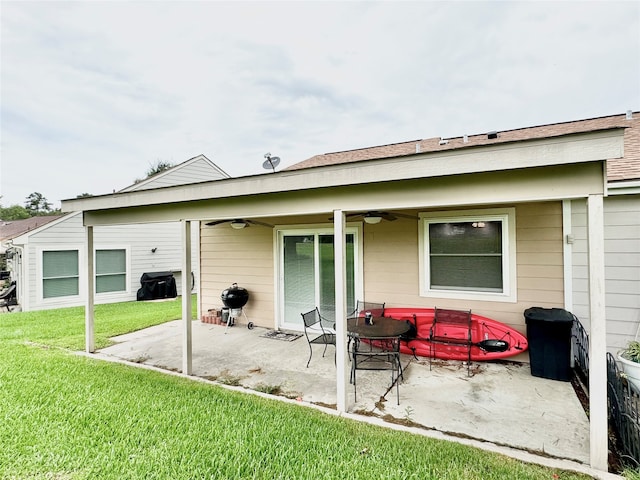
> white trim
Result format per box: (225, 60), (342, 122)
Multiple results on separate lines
(181, 220), (193, 376)
(419, 208), (517, 303)
(85, 226), (95, 353)
(562, 200), (573, 312)
(587, 194), (607, 470)
(333, 210), (349, 412)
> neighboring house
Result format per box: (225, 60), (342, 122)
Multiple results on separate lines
(62, 111), (637, 472)
(119, 154), (230, 192)
(3, 154), (230, 311)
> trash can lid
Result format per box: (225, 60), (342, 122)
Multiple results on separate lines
(524, 307), (575, 323)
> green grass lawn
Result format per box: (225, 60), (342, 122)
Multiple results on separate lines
(0, 298), (595, 479)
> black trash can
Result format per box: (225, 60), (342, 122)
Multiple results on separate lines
(524, 307), (575, 381)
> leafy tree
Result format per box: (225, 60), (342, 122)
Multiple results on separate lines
(24, 192), (53, 216)
(146, 160), (174, 178)
(134, 160), (174, 184)
(0, 204), (31, 220)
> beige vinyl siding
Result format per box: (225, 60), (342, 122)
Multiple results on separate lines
(572, 195), (640, 353)
(199, 204), (565, 349)
(366, 203), (564, 354)
(200, 220), (275, 328)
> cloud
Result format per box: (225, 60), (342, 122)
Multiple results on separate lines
(1, 1), (638, 207)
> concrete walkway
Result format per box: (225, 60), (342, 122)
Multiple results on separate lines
(96, 319), (611, 476)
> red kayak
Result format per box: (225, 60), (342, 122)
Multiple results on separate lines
(383, 307), (528, 361)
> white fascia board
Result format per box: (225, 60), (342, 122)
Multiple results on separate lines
(62, 129), (624, 214)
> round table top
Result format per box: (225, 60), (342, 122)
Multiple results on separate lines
(347, 316), (410, 339)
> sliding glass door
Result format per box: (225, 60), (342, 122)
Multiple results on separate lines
(279, 228), (358, 330)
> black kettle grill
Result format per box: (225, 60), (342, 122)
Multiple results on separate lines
(221, 283), (249, 309)
(220, 283), (253, 331)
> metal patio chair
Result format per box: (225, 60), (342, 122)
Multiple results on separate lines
(429, 307), (473, 376)
(301, 308), (336, 368)
(350, 335), (402, 405)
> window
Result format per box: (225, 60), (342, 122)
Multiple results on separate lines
(43, 250), (79, 298)
(96, 249), (127, 294)
(420, 208), (516, 302)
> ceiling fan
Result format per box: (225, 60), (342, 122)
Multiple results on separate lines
(345, 211), (417, 224)
(205, 219), (274, 229)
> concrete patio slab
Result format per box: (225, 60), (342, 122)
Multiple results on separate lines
(99, 319), (591, 465)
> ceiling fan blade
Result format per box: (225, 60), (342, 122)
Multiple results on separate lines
(246, 220), (274, 228)
(205, 219), (231, 226)
(390, 212), (418, 220)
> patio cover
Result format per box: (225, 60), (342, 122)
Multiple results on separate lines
(62, 127), (624, 472)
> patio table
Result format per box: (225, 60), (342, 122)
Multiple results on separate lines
(347, 316), (409, 404)
(347, 316), (410, 339)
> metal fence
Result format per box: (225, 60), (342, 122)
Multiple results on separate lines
(607, 351), (640, 467)
(572, 317), (589, 381)
(572, 317), (640, 467)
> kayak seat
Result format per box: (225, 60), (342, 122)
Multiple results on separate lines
(429, 307), (473, 376)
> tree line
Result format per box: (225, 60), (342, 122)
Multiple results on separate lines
(1, 160), (175, 221)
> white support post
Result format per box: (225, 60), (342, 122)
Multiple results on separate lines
(84, 225), (95, 353)
(587, 194), (608, 471)
(181, 220), (193, 375)
(333, 210), (349, 412)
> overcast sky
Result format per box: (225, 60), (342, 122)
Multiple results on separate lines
(1, 1), (639, 209)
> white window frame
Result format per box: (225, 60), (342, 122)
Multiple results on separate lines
(38, 245), (83, 304)
(94, 246), (130, 298)
(419, 208), (517, 303)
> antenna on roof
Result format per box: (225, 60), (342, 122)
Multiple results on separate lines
(262, 153), (281, 173)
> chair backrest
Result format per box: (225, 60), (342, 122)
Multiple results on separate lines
(301, 308), (319, 328)
(434, 307), (471, 326)
(432, 307), (472, 339)
(355, 301), (385, 318)
(301, 308), (323, 330)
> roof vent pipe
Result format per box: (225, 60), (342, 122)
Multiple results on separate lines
(463, 134), (468, 143)
(416, 143), (421, 153)
(438, 138), (448, 145)
(627, 110), (633, 120)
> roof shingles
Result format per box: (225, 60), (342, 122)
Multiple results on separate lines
(286, 112), (640, 182)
